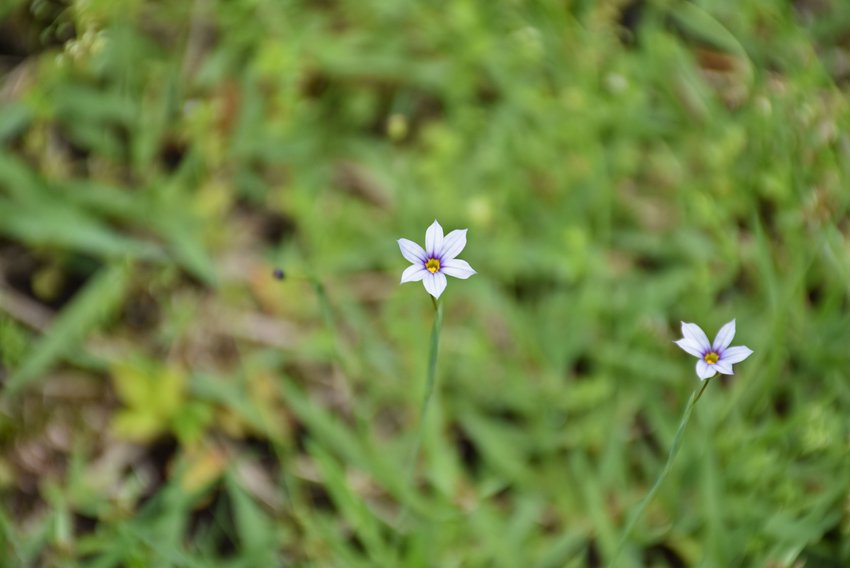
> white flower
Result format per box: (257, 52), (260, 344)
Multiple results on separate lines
(398, 220), (476, 299)
(675, 319), (754, 380)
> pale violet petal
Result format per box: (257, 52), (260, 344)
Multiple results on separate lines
(439, 229), (468, 261)
(681, 322), (711, 352)
(400, 264), (427, 284)
(674, 338), (704, 358)
(398, 238), (427, 264)
(425, 220), (444, 257)
(714, 360), (734, 375)
(422, 271), (448, 299)
(441, 258), (476, 279)
(720, 345), (753, 365)
(696, 359), (717, 380)
(713, 319), (736, 351)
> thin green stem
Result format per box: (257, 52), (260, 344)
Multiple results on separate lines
(311, 277), (366, 381)
(422, 297), (443, 418)
(609, 380), (710, 567)
(398, 298), (443, 529)
(310, 277), (370, 433)
(407, 299), (443, 477)
(311, 280), (336, 349)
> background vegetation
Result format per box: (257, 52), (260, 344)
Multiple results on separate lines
(1, 0), (850, 566)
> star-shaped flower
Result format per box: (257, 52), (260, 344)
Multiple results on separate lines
(675, 319), (753, 380)
(398, 220), (476, 299)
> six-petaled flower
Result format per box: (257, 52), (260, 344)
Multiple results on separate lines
(398, 220), (476, 299)
(397, 222), (754, 381)
(675, 319), (753, 380)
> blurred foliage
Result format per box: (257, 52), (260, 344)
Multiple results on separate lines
(1, 0), (850, 566)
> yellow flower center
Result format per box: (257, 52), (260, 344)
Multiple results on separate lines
(703, 352), (719, 365)
(425, 258), (441, 273)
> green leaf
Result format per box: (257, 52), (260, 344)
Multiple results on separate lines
(225, 473), (275, 558)
(0, 197), (163, 261)
(6, 263), (132, 396)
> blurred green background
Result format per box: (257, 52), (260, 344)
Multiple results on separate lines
(1, 0), (849, 566)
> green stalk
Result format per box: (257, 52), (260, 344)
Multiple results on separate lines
(311, 280), (336, 345)
(421, 297), (444, 423)
(402, 298), (443, 512)
(610, 379), (710, 566)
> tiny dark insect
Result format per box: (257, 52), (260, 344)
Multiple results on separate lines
(273, 268), (285, 280)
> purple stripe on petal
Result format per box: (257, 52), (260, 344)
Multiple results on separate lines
(439, 229), (468, 261)
(681, 322), (711, 352)
(720, 345), (753, 365)
(423, 271), (447, 299)
(696, 359), (716, 380)
(398, 238), (427, 264)
(400, 264), (428, 284)
(675, 338), (704, 358)
(441, 258), (476, 279)
(713, 319), (736, 351)
(425, 220), (444, 257)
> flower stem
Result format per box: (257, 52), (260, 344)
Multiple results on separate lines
(421, 297), (444, 419)
(610, 380), (710, 566)
(402, 299), (444, 510)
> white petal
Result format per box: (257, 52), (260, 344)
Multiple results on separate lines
(713, 319), (736, 351)
(441, 258), (476, 279)
(400, 264), (427, 283)
(720, 345), (753, 365)
(681, 322), (711, 352)
(439, 229), (467, 260)
(425, 220), (444, 257)
(674, 338), (704, 358)
(714, 360), (734, 375)
(423, 271), (447, 299)
(696, 359), (717, 380)
(398, 238), (427, 264)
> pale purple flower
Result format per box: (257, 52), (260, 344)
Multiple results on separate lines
(675, 319), (753, 380)
(398, 220), (476, 299)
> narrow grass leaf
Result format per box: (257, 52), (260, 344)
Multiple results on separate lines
(6, 263), (132, 395)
